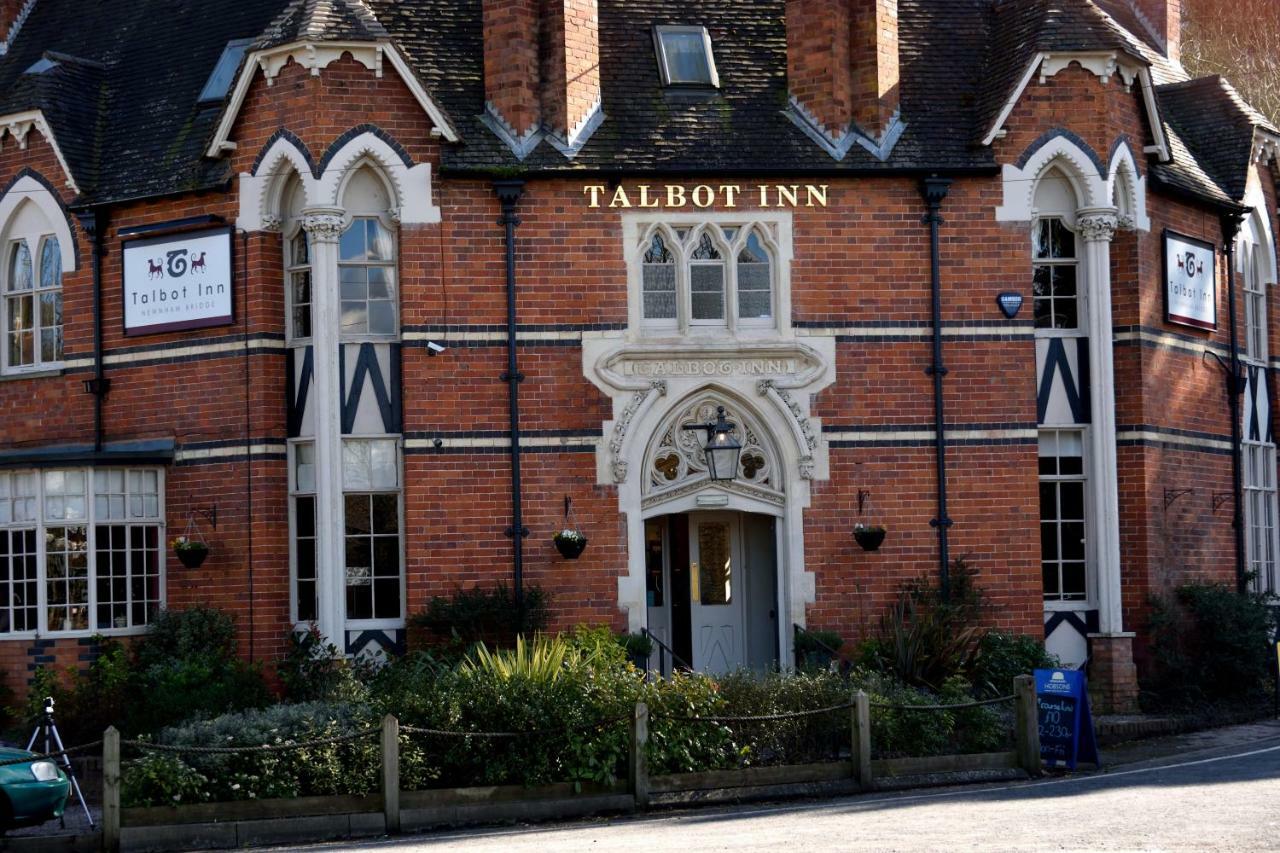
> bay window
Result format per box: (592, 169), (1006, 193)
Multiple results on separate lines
(0, 468), (163, 635)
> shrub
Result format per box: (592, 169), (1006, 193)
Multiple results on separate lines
(25, 638), (133, 744)
(277, 626), (373, 704)
(971, 632), (1058, 697)
(121, 701), (392, 807)
(860, 558), (988, 691)
(1144, 581), (1275, 706)
(412, 584), (550, 648)
(794, 629), (845, 672)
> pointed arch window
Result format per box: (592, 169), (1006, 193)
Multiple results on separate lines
(4, 234), (62, 371)
(642, 233), (677, 323)
(338, 217), (397, 338)
(689, 231), (725, 324)
(635, 222), (780, 334)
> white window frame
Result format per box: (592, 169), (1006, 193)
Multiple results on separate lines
(625, 213), (791, 340)
(339, 435), (405, 629)
(1243, 244), (1268, 366)
(653, 25), (719, 88)
(1031, 217), (1084, 338)
(287, 439), (318, 625)
(1244, 441), (1279, 594)
(1039, 428), (1092, 607)
(336, 214), (400, 343)
(0, 467), (165, 638)
(2, 232), (63, 374)
(284, 224), (312, 345)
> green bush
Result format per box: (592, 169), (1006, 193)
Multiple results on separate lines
(276, 626), (373, 704)
(971, 632), (1058, 697)
(412, 584), (550, 648)
(26, 607), (270, 740)
(1144, 581), (1276, 706)
(794, 629), (845, 672)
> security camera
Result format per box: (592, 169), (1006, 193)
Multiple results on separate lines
(427, 341), (447, 356)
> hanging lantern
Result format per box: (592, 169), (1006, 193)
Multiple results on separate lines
(684, 406), (742, 482)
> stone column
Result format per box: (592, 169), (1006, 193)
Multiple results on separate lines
(1077, 207), (1139, 714)
(302, 208), (348, 648)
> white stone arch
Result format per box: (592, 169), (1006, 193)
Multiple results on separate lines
(0, 175), (76, 271)
(315, 130), (439, 225)
(613, 380), (818, 659)
(1242, 179), (1278, 288)
(1106, 141), (1150, 232)
(996, 133), (1108, 223)
(238, 133), (319, 233)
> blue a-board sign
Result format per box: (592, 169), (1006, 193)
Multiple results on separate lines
(1034, 668), (1100, 770)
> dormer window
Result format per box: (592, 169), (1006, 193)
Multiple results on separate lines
(198, 38), (253, 104)
(654, 26), (719, 88)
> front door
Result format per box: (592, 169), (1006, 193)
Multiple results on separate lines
(688, 512), (746, 673)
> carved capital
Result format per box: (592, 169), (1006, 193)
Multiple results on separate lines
(1115, 213), (1136, 233)
(260, 214), (282, 234)
(301, 208), (346, 243)
(1076, 210), (1118, 243)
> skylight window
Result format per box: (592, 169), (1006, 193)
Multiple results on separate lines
(198, 38), (253, 104)
(23, 57), (58, 75)
(654, 26), (719, 88)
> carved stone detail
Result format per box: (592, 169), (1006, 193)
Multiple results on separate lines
(1077, 212), (1118, 244)
(758, 379), (818, 457)
(645, 397), (782, 498)
(260, 214), (282, 233)
(302, 209), (346, 243)
(610, 380), (666, 483)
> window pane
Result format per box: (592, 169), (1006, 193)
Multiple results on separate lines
(294, 443), (316, 493)
(341, 302), (367, 334)
(370, 441), (397, 489)
(368, 266), (391, 300)
(372, 494), (398, 534)
(697, 522), (731, 604)
(8, 242), (31, 292)
(642, 265), (677, 320)
(290, 232), (309, 266)
(368, 220), (394, 261)
(660, 30), (713, 84)
(690, 265), (725, 321)
(368, 300), (396, 335)
(39, 238), (60, 289)
(345, 494), (371, 536)
(339, 223), (365, 261)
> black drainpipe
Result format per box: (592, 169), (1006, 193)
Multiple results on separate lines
(494, 179), (529, 621)
(75, 209), (109, 451)
(1222, 212), (1247, 594)
(920, 177), (953, 600)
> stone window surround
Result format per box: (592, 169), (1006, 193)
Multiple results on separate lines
(622, 211), (794, 341)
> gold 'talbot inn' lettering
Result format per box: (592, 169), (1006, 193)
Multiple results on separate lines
(584, 184), (829, 209)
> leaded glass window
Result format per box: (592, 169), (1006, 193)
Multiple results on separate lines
(689, 232), (725, 323)
(642, 233), (677, 322)
(737, 231), (772, 321)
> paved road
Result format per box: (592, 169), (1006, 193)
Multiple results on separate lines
(294, 738), (1280, 852)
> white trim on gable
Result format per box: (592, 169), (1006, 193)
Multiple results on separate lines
(206, 40), (459, 159)
(982, 53), (1170, 163)
(0, 110), (79, 194)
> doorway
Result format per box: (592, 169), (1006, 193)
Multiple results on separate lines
(645, 511), (778, 674)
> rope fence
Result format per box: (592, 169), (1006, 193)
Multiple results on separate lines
(869, 694), (1016, 712)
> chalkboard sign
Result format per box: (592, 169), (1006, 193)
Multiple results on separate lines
(1034, 668), (1100, 770)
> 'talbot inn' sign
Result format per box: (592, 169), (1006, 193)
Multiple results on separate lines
(122, 226), (233, 335)
(1163, 229), (1217, 330)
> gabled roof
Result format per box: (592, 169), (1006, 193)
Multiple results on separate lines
(0, 0), (285, 203)
(1155, 76), (1279, 205)
(257, 0), (389, 50)
(0, 0), (1268, 211)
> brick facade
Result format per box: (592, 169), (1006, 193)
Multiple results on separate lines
(0, 1), (1274, 714)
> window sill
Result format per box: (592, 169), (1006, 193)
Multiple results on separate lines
(0, 366), (64, 382)
(0, 625), (152, 642)
(1043, 600), (1094, 612)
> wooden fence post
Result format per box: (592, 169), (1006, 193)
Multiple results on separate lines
(852, 691), (872, 790)
(629, 702), (649, 810)
(381, 714), (400, 834)
(103, 726), (120, 853)
(1014, 675), (1041, 776)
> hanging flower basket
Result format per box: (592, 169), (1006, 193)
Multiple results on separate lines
(854, 524), (886, 552)
(554, 529), (588, 560)
(172, 537), (210, 569)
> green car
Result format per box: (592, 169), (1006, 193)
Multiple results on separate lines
(0, 747), (70, 829)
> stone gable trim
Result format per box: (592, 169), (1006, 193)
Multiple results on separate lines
(206, 39), (459, 159)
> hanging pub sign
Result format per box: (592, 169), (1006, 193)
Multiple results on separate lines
(122, 226), (233, 335)
(1163, 230), (1217, 330)
(1034, 668), (1100, 770)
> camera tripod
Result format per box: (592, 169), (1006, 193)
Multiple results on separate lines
(26, 697), (94, 828)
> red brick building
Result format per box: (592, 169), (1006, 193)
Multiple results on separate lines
(0, 0), (1274, 712)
